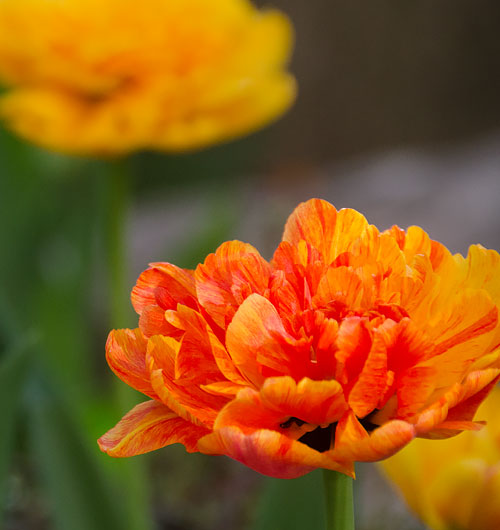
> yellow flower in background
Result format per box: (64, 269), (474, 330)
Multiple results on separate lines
(0, 0), (295, 155)
(380, 386), (500, 530)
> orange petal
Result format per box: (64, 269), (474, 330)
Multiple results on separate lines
(172, 305), (224, 383)
(143, 335), (201, 426)
(271, 240), (325, 309)
(463, 245), (500, 307)
(349, 225), (407, 281)
(146, 334), (226, 427)
(334, 410), (369, 448)
(225, 293), (310, 385)
(138, 304), (180, 338)
(198, 426), (352, 479)
(195, 240), (271, 328)
(213, 376), (347, 437)
(334, 411), (415, 462)
(313, 266), (365, 312)
(424, 290), (498, 386)
(131, 263), (196, 315)
(445, 369), (500, 422)
(169, 303), (247, 386)
(98, 400), (209, 457)
(201, 381), (246, 397)
(379, 318), (435, 374)
(260, 376), (348, 426)
(150, 369), (211, 427)
(348, 333), (388, 417)
(402, 225), (432, 261)
(268, 269), (302, 326)
(105, 328), (156, 399)
(282, 199), (368, 265)
(396, 366), (437, 419)
(433, 291), (497, 355)
(415, 368), (500, 437)
(335, 317), (372, 384)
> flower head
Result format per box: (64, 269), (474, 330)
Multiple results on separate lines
(98, 199), (500, 478)
(380, 385), (500, 530)
(0, 0), (294, 155)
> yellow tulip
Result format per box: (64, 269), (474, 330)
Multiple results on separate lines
(0, 0), (295, 155)
(380, 386), (500, 530)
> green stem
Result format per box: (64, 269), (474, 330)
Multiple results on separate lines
(106, 159), (131, 330)
(104, 158), (153, 530)
(105, 159), (139, 411)
(323, 470), (355, 530)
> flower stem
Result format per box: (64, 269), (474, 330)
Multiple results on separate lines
(105, 158), (153, 530)
(106, 158), (131, 329)
(323, 469), (355, 530)
(105, 158), (139, 409)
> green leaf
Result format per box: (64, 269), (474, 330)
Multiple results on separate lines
(27, 376), (132, 530)
(251, 470), (326, 530)
(0, 335), (35, 519)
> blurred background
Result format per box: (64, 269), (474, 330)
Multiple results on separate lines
(2, 1), (500, 529)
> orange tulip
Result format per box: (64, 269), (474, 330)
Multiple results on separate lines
(98, 199), (500, 478)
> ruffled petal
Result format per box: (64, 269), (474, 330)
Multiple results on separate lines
(195, 240), (271, 328)
(225, 293), (311, 385)
(98, 400), (209, 457)
(333, 411), (415, 462)
(348, 333), (388, 417)
(463, 245), (500, 306)
(259, 376), (348, 426)
(146, 334), (227, 427)
(415, 368), (500, 437)
(422, 290), (498, 387)
(335, 317), (372, 384)
(198, 426), (352, 479)
(212, 376), (347, 437)
(105, 328), (156, 399)
(131, 263), (196, 315)
(138, 304), (179, 338)
(313, 266), (365, 313)
(282, 199), (368, 265)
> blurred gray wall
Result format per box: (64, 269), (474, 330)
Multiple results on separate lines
(261, 0), (500, 164)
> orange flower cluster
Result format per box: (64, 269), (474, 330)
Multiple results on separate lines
(98, 199), (500, 478)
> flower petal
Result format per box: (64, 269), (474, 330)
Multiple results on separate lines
(415, 368), (500, 437)
(198, 426), (352, 479)
(282, 199), (368, 265)
(195, 240), (271, 328)
(334, 411), (415, 462)
(313, 266), (365, 312)
(147, 334), (227, 427)
(105, 328), (156, 399)
(348, 333), (388, 417)
(98, 400), (209, 457)
(212, 376), (347, 437)
(423, 290), (498, 386)
(131, 263), (196, 315)
(225, 293), (310, 385)
(138, 304), (179, 338)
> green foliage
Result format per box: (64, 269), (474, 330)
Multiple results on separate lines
(27, 375), (128, 530)
(251, 470), (327, 530)
(0, 335), (35, 519)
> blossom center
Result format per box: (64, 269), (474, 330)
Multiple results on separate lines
(280, 415), (380, 453)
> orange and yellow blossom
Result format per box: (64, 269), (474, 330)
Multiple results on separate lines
(98, 199), (500, 479)
(0, 0), (294, 155)
(380, 386), (500, 530)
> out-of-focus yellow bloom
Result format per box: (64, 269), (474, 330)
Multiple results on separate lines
(380, 386), (500, 530)
(0, 0), (295, 155)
